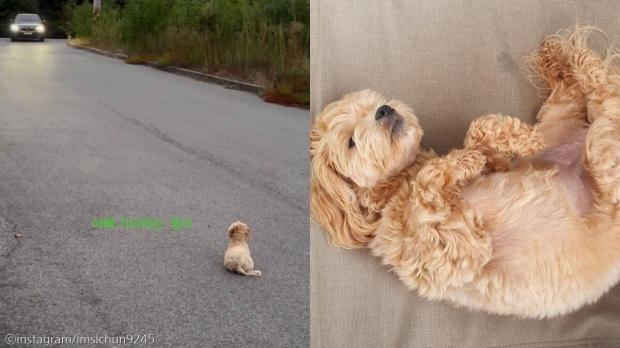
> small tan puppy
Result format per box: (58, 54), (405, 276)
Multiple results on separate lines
(224, 221), (262, 277)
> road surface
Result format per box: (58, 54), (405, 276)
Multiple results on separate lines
(0, 39), (308, 347)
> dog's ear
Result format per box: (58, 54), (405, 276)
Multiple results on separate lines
(310, 137), (376, 249)
(227, 223), (238, 238)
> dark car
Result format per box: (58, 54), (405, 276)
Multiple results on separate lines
(10, 13), (45, 42)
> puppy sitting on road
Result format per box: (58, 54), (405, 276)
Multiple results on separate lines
(224, 221), (262, 277)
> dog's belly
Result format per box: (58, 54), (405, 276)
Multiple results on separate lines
(456, 144), (620, 316)
(461, 141), (593, 269)
(462, 130), (593, 246)
(533, 129), (593, 216)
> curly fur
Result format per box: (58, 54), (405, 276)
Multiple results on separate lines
(224, 221), (262, 277)
(311, 25), (620, 318)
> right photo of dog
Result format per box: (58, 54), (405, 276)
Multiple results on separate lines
(310, 1), (620, 347)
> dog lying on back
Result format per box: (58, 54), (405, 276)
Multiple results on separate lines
(310, 26), (620, 318)
(224, 221), (262, 277)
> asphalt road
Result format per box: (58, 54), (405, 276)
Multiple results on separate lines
(0, 39), (308, 347)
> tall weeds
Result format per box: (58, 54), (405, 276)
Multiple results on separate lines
(66, 0), (309, 105)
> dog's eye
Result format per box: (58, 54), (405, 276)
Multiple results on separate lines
(348, 137), (355, 149)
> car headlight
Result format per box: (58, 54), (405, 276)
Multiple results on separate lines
(10, 24), (18, 32)
(35, 24), (45, 33)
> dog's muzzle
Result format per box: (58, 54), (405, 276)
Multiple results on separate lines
(375, 105), (403, 134)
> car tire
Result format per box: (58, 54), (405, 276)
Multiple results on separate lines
(10, 38), (16, 42)
(39, 38), (45, 42)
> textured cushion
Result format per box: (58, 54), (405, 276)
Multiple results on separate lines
(310, 1), (620, 347)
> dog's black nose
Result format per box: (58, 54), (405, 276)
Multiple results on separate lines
(375, 105), (395, 120)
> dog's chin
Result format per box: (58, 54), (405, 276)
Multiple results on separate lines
(386, 126), (420, 172)
(351, 134), (420, 188)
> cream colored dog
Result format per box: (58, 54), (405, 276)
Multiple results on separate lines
(224, 221), (262, 277)
(310, 26), (620, 318)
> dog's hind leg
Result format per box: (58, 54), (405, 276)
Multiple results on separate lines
(568, 34), (620, 122)
(585, 115), (620, 212)
(526, 32), (576, 93)
(526, 29), (590, 147)
(235, 266), (262, 277)
(563, 29), (620, 212)
(578, 85), (620, 211)
(247, 270), (262, 277)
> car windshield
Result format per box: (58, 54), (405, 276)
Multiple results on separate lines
(15, 14), (41, 23)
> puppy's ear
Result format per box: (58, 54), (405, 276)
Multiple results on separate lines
(227, 223), (238, 238)
(310, 92), (381, 248)
(310, 141), (376, 249)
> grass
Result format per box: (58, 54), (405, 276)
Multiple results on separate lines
(65, 0), (309, 107)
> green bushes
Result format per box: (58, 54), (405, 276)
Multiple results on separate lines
(91, 5), (121, 50)
(65, 1), (121, 50)
(66, 0), (309, 106)
(66, 1), (93, 39)
(120, 0), (170, 53)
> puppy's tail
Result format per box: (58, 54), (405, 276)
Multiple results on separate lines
(237, 267), (263, 277)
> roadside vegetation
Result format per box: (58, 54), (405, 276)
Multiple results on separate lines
(65, 0), (309, 106)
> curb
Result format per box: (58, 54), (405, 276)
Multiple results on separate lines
(144, 62), (264, 95)
(67, 41), (265, 96)
(68, 41), (128, 60)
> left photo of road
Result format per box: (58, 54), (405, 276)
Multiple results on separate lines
(0, 1), (309, 347)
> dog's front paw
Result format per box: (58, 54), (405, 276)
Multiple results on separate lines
(447, 149), (487, 185)
(466, 114), (543, 155)
(465, 114), (544, 171)
(417, 150), (486, 192)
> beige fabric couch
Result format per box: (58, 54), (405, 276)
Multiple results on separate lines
(310, 1), (620, 347)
